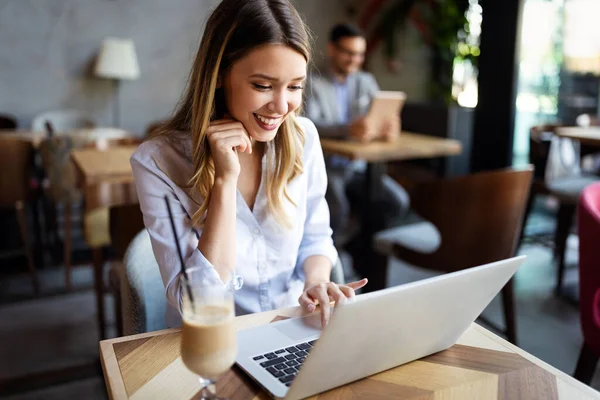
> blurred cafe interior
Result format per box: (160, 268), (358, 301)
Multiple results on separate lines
(1, 0), (600, 399)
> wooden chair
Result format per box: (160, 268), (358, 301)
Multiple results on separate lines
(521, 124), (599, 295)
(109, 203), (145, 260)
(373, 167), (534, 344)
(0, 137), (40, 295)
(109, 203), (145, 337)
(38, 133), (80, 286)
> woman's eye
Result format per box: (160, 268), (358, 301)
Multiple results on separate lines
(289, 85), (304, 91)
(253, 83), (271, 90)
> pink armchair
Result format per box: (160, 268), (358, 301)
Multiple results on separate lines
(574, 182), (600, 384)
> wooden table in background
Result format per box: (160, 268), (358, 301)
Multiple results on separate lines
(320, 131), (462, 162)
(71, 145), (138, 339)
(71, 146), (137, 187)
(320, 132), (462, 291)
(556, 127), (600, 147)
(100, 301), (600, 399)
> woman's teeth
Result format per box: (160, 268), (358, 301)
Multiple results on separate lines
(255, 114), (279, 125)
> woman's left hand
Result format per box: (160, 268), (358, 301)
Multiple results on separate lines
(298, 279), (368, 327)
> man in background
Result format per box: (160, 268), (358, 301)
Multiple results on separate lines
(305, 23), (408, 249)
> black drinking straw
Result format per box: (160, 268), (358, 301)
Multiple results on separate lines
(164, 195), (195, 309)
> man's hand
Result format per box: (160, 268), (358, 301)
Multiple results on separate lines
(349, 116), (377, 142)
(381, 116), (401, 142)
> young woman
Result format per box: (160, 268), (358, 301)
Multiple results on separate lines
(131, 0), (367, 328)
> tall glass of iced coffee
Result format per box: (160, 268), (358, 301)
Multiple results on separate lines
(180, 268), (237, 399)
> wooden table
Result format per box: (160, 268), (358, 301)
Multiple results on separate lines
(71, 146), (137, 186)
(320, 132), (462, 290)
(71, 145), (138, 339)
(320, 131), (462, 162)
(100, 303), (600, 399)
(556, 127), (600, 147)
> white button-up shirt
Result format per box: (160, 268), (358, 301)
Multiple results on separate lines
(131, 117), (338, 327)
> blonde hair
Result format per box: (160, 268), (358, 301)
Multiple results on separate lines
(153, 0), (311, 228)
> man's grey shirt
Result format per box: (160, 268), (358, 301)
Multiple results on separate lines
(304, 70), (380, 139)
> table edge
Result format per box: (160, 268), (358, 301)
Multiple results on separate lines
(100, 340), (129, 400)
(319, 132), (463, 162)
(472, 324), (600, 397)
(555, 127), (600, 143)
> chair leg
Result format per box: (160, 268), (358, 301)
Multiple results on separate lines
(108, 263), (124, 337)
(31, 193), (45, 268)
(64, 201), (72, 291)
(554, 203), (576, 296)
(519, 191), (536, 245)
(15, 201), (40, 296)
(501, 278), (517, 345)
(574, 342), (599, 384)
(113, 274), (124, 337)
(115, 288), (123, 338)
(42, 196), (59, 263)
(92, 247), (107, 340)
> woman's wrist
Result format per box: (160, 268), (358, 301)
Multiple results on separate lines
(303, 256), (332, 287)
(214, 174), (238, 187)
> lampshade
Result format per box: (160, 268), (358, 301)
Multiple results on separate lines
(94, 37), (140, 80)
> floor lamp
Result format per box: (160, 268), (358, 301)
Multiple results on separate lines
(94, 38), (140, 127)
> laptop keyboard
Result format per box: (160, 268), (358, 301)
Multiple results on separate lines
(251, 340), (316, 387)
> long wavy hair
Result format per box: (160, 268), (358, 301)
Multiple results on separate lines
(153, 0), (310, 228)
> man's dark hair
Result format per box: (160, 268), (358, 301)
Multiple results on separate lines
(329, 23), (364, 44)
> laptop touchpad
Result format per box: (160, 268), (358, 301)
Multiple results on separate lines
(274, 314), (322, 341)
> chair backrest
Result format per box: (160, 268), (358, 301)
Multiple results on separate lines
(578, 182), (600, 356)
(38, 136), (79, 203)
(0, 137), (35, 207)
(110, 203), (166, 335)
(393, 167), (533, 273)
(121, 229), (168, 335)
(32, 110), (95, 132)
(0, 114), (17, 130)
(529, 124), (559, 181)
(110, 203), (145, 259)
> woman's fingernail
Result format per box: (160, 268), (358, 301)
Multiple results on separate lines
(307, 304), (315, 312)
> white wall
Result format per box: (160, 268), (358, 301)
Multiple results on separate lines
(368, 24), (431, 102)
(0, 0), (342, 133)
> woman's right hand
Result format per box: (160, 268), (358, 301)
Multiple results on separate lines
(206, 119), (253, 180)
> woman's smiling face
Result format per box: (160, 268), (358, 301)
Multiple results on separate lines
(222, 44), (307, 142)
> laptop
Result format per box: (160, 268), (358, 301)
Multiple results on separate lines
(235, 256), (525, 399)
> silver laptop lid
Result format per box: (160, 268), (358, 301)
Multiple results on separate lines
(285, 256), (525, 400)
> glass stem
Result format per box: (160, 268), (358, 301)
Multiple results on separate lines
(198, 377), (217, 399)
